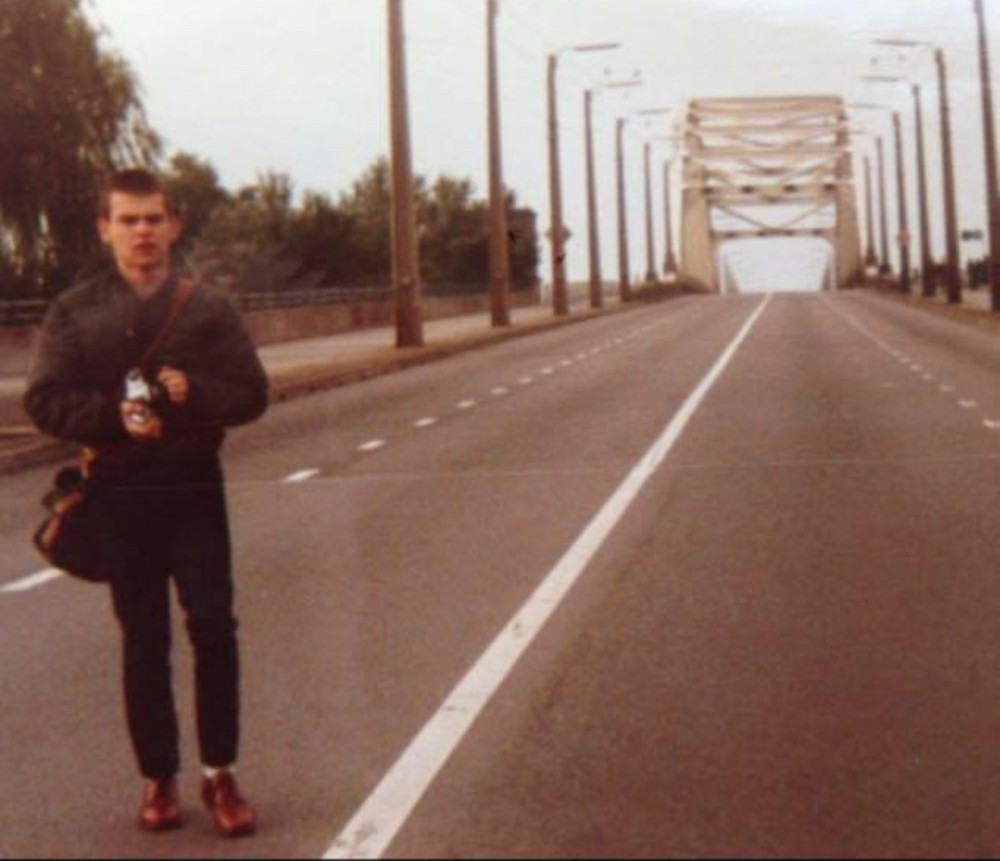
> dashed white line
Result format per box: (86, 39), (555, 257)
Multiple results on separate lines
(413, 417), (437, 429)
(358, 439), (387, 452)
(940, 384), (956, 393)
(540, 367), (555, 375)
(322, 293), (774, 861)
(518, 377), (533, 385)
(959, 400), (978, 410)
(283, 468), (320, 483)
(984, 419), (1000, 430)
(2, 568), (64, 594)
(490, 387), (508, 397)
(456, 400), (477, 410)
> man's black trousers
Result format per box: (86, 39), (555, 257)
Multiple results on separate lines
(93, 460), (241, 780)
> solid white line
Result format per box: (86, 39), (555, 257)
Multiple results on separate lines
(358, 439), (386, 452)
(283, 468), (320, 483)
(2, 568), (64, 594)
(323, 293), (773, 860)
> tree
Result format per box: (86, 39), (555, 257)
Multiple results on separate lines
(161, 151), (229, 258)
(0, 0), (160, 295)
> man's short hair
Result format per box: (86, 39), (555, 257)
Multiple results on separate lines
(100, 168), (173, 218)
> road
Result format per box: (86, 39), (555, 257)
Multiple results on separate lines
(3, 290), (1000, 858)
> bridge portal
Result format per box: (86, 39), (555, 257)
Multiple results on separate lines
(679, 95), (862, 292)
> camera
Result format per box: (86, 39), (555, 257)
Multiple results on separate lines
(123, 367), (161, 425)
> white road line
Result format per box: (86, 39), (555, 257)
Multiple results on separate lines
(940, 384), (956, 393)
(283, 468), (320, 483)
(413, 417), (437, 428)
(490, 387), (508, 397)
(923, 374), (935, 382)
(560, 359), (573, 367)
(959, 399), (978, 409)
(576, 353), (588, 361)
(984, 419), (1000, 430)
(518, 377), (533, 385)
(358, 439), (387, 453)
(323, 293), (774, 861)
(2, 568), (64, 594)
(456, 400), (477, 410)
(539, 367), (555, 375)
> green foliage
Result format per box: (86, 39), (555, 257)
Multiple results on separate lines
(189, 156), (540, 296)
(0, 0), (159, 295)
(161, 151), (229, 257)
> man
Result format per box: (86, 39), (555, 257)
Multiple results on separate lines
(24, 168), (269, 837)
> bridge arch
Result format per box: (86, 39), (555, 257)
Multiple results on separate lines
(679, 95), (861, 292)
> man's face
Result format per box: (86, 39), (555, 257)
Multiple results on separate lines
(98, 192), (180, 280)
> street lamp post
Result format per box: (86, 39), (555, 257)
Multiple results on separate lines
(863, 153), (878, 270)
(643, 140), (656, 283)
(486, 0), (509, 327)
(614, 108), (673, 300)
(851, 102), (912, 292)
(865, 75), (933, 297)
(387, 0), (423, 347)
(876, 135), (891, 274)
(973, 0), (1000, 311)
(663, 158), (678, 277)
(584, 78), (641, 309)
(547, 41), (621, 316)
(873, 39), (962, 303)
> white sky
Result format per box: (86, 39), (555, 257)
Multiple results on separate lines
(86, 0), (997, 292)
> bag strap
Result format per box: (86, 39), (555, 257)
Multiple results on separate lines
(139, 277), (195, 366)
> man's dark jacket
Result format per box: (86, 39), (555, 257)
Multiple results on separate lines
(24, 268), (269, 485)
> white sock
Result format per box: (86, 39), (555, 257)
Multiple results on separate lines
(203, 765), (235, 780)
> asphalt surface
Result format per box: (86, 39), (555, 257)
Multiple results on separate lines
(3, 286), (1000, 858)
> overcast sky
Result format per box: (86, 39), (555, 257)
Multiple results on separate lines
(86, 0), (997, 291)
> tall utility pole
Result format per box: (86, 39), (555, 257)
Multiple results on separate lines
(936, 47), (962, 304)
(387, 0), (423, 346)
(973, 0), (1000, 311)
(874, 38), (963, 304)
(546, 42), (620, 317)
(583, 78), (641, 310)
(486, 0), (510, 327)
(863, 155), (878, 270)
(662, 158), (678, 277)
(892, 110), (912, 293)
(851, 102), (910, 290)
(615, 116), (631, 301)
(876, 136), (891, 274)
(911, 84), (933, 296)
(546, 52), (568, 315)
(643, 141), (657, 283)
(583, 88), (602, 308)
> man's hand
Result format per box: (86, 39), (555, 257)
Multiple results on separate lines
(120, 401), (163, 440)
(157, 366), (190, 405)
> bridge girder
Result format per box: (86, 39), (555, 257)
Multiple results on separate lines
(679, 95), (862, 293)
